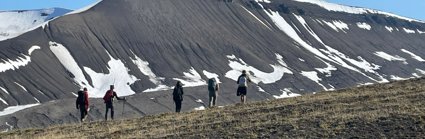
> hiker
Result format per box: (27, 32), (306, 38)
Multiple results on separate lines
(237, 70), (252, 104)
(208, 78), (219, 107)
(172, 81), (184, 112)
(103, 85), (126, 120)
(76, 87), (89, 122)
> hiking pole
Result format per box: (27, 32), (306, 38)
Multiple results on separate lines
(122, 98), (126, 118)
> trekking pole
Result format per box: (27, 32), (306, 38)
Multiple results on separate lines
(122, 98), (125, 117)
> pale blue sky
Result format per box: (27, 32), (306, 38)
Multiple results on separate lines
(327, 0), (425, 21)
(0, 0), (424, 21)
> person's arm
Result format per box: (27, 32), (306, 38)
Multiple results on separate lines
(236, 76), (241, 84)
(114, 92), (125, 100)
(216, 84), (219, 91)
(76, 97), (79, 109)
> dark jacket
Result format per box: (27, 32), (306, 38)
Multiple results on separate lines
(173, 82), (184, 101)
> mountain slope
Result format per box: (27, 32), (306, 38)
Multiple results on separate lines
(0, 8), (71, 41)
(1, 77), (424, 138)
(0, 0), (425, 129)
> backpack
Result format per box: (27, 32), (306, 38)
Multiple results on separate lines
(173, 87), (183, 101)
(103, 90), (113, 103)
(77, 91), (85, 105)
(208, 78), (216, 91)
(238, 76), (247, 87)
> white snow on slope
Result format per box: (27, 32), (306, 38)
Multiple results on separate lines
(401, 49), (425, 62)
(416, 69), (425, 75)
(417, 30), (425, 34)
(50, 41), (138, 97)
(293, 14), (385, 82)
(292, 0), (424, 23)
(203, 70), (222, 83)
(356, 22), (371, 30)
(49, 41), (89, 87)
(0, 104), (39, 116)
(390, 75), (410, 81)
(225, 54), (293, 84)
(301, 71), (329, 90)
(0, 45), (41, 73)
(385, 26), (394, 32)
(274, 88), (301, 99)
(173, 67), (206, 87)
(14, 82), (27, 92)
(239, 5), (271, 30)
(66, 0), (103, 15)
(130, 54), (171, 92)
(374, 51), (407, 63)
(403, 28), (416, 34)
(0, 97), (8, 105)
(0, 86), (9, 95)
(0, 8), (70, 41)
(322, 20), (349, 33)
(83, 55), (139, 97)
(194, 106), (206, 111)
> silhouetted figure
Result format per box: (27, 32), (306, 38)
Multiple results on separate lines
(76, 88), (89, 122)
(103, 85), (125, 120)
(173, 81), (184, 112)
(208, 78), (219, 107)
(237, 70), (252, 104)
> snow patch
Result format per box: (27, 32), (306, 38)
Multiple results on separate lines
(401, 49), (425, 62)
(403, 28), (416, 34)
(83, 55), (139, 98)
(14, 82), (27, 92)
(0, 8), (70, 41)
(322, 20), (349, 33)
(385, 26), (394, 32)
(416, 69), (425, 75)
(239, 5), (271, 30)
(194, 106), (206, 111)
(0, 97), (8, 105)
(195, 99), (204, 103)
(130, 53), (171, 92)
(356, 22), (371, 30)
(257, 86), (266, 92)
(390, 75), (410, 81)
(374, 51), (407, 63)
(203, 70), (221, 83)
(0, 104), (40, 116)
(417, 30), (425, 34)
(301, 71), (328, 90)
(224, 53), (292, 84)
(0, 45), (40, 72)
(0, 86), (9, 95)
(273, 88), (301, 99)
(173, 67), (206, 87)
(292, 0), (424, 23)
(298, 58), (305, 62)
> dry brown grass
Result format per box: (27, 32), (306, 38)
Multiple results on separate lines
(2, 78), (425, 138)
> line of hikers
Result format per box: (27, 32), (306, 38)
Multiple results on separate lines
(76, 70), (251, 121)
(76, 85), (125, 122)
(172, 70), (251, 112)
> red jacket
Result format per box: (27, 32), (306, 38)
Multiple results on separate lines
(84, 91), (89, 110)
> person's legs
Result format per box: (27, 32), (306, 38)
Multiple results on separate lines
(80, 105), (85, 122)
(175, 101), (182, 112)
(111, 104), (114, 120)
(105, 107), (109, 121)
(212, 94), (217, 107)
(209, 95), (213, 107)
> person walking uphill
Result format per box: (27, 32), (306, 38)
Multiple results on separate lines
(173, 81), (184, 112)
(237, 70), (252, 104)
(103, 85), (126, 121)
(208, 78), (219, 107)
(76, 88), (89, 122)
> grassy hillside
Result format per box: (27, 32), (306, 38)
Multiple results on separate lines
(1, 78), (425, 138)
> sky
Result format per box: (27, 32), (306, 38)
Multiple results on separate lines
(0, 0), (423, 21)
(327, 0), (425, 21)
(0, 0), (97, 11)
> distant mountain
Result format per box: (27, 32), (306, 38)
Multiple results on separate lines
(0, 8), (71, 41)
(0, 0), (424, 129)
